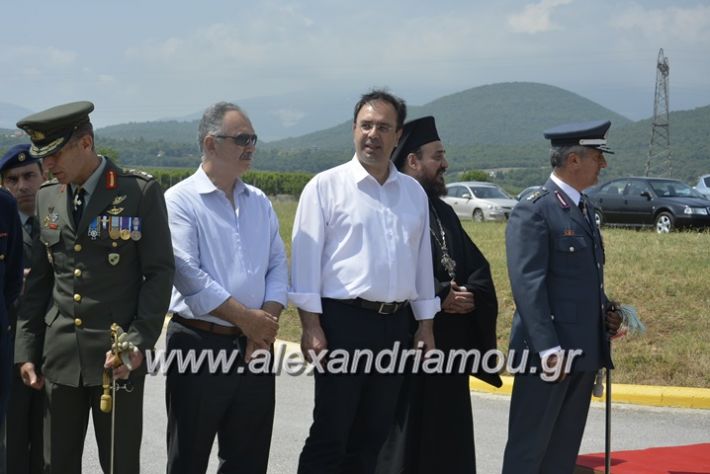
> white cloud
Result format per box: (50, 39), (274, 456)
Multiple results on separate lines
(610, 3), (710, 43)
(507, 0), (574, 34)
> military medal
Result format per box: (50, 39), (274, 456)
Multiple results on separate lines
(130, 217), (142, 241)
(429, 203), (457, 280)
(120, 216), (131, 240)
(100, 216), (110, 239)
(109, 216), (120, 240)
(46, 206), (59, 229)
(88, 218), (99, 240)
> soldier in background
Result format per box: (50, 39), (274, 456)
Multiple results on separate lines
(13, 101), (174, 473)
(0, 144), (46, 474)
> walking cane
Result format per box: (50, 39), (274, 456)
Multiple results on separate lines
(100, 324), (120, 474)
(100, 324), (136, 474)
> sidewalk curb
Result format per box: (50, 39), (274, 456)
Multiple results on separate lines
(469, 376), (710, 410)
(273, 340), (710, 410)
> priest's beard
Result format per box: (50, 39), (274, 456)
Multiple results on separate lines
(421, 173), (447, 198)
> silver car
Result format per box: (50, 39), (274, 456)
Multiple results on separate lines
(443, 181), (518, 222)
(693, 174), (710, 199)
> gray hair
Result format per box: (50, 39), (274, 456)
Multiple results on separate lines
(550, 145), (588, 168)
(197, 102), (246, 153)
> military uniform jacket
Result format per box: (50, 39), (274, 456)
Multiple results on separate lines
(506, 178), (612, 372)
(0, 189), (23, 327)
(15, 158), (175, 387)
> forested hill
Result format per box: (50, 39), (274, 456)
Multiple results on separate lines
(265, 82), (633, 150)
(1, 83), (708, 187)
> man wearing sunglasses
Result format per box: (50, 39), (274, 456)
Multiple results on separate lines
(164, 102), (288, 473)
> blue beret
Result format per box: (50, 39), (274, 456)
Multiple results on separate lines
(0, 143), (41, 174)
(544, 120), (614, 154)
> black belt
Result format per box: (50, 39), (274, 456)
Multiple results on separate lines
(336, 298), (409, 315)
(171, 313), (243, 336)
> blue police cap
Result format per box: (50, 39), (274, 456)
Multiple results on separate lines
(0, 143), (42, 175)
(543, 120), (614, 154)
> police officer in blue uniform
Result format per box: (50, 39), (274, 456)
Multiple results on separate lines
(502, 120), (622, 474)
(0, 185), (24, 430)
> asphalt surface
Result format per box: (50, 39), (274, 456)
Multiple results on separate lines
(82, 339), (710, 473)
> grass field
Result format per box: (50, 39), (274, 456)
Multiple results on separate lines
(272, 198), (710, 388)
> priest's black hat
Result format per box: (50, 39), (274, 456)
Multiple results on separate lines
(391, 116), (441, 170)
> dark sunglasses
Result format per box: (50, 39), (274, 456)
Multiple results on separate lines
(215, 134), (258, 147)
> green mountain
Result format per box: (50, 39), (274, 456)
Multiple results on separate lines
(1, 83), (707, 189)
(264, 82), (632, 151)
(98, 120), (198, 145)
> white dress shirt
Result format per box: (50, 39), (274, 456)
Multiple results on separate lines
(166, 165), (288, 326)
(289, 156), (439, 320)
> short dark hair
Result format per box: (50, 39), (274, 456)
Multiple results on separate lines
(67, 121), (95, 152)
(0, 160), (43, 182)
(353, 90), (407, 130)
(550, 145), (587, 168)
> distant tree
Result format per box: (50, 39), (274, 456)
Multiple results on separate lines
(459, 169), (489, 182)
(98, 146), (120, 164)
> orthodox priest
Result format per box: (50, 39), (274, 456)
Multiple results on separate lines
(377, 116), (502, 473)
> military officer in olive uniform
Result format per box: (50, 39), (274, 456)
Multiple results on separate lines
(0, 144), (46, 474)
(502, 120), (622, 474)
(13, 101), (175, 474)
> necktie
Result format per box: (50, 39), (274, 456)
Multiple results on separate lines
(73, 187), (86, 226)
(579, 198), (592, 226)
(24, 215), (36, 236)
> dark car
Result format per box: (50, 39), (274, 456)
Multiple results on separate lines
(586, 177), (710, 233)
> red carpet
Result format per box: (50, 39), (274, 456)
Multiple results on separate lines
(575, 443), (710, 473)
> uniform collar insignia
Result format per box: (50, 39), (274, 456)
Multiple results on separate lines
(554, 190), (570, 208)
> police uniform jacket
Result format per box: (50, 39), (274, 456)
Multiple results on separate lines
(14, 158), (175, 387)
(506, 178), (612, 372)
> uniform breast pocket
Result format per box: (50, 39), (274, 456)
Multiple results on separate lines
(40, 228), (62, 265)
(555, 235), (588, 254)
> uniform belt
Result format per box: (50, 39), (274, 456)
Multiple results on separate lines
(171, 313), (243, 336)
(337, 298), (409, 315)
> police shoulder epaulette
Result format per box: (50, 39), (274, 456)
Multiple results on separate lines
(40, 177), (60, 189)
(527, 189), (549, 203)
(122, 168), (154, 180)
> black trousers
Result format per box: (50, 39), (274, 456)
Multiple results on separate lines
(298, 299), (412, 474)
(43, 376), (145, 474)
(502, 371), (596, 474)
(3, 369), (43, 474)
(165, 319), (275, 474)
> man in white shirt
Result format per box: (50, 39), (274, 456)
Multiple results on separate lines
(165, 102), (288, 474)
(290, 90), (438, 473)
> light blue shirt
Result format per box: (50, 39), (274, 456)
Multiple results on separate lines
(165, 165), (288, 327)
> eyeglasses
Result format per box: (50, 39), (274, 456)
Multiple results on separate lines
(214, 134), (258, 147)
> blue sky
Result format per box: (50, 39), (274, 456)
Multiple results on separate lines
(2, 0), (709, 130)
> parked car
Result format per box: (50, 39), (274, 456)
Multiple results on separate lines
(585, 177), (710, 233)
(693, 174), (710, 199)
(516, 185), (543, 201)
(443, 181), (518, 222)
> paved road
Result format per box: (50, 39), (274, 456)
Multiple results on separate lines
(83, 340), (710, 473)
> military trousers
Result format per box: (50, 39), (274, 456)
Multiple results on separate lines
(44, 377), (144, 474)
